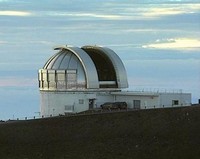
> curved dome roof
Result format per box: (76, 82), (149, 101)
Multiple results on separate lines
(38, 45), (128, 91)
(82, 45), (128, 88)
(44, 50), (80, 70)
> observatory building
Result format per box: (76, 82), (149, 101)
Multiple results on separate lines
(38, 45), (191, 117)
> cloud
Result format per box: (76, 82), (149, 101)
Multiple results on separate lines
(0, 77), (37, 87)
(142, 38), (200, 50)
(142, 4), (200, 18)
(143, 8), (184, 17)
(29, 40), (54, 45)
(23, 3), (200, 21)
(0, 11), (32, 16)
(45, 12), (122, 20)
(0, 41), (7, 44)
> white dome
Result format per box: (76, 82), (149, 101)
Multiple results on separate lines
(38, 45), (128, 91)
(44, 50), (82, 70)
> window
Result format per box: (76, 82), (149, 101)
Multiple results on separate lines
(57, 73), (65, 81)
(42, 72), (47, 81)
(67, 73), (76, 82)
(66, 71), (77, 89)
(133, 100), (141, 109)
(172, 100), (179, 106)
(65, 105), (73, 111)
(79, 99), (84, 104)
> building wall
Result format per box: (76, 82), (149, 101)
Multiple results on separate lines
(95, 92), (114, 107)
(158, 93), (191, 108)
(40, 91), (192, 117)
(40, 91), (96, 117)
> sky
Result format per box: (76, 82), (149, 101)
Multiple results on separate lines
(0, 0), (200, 120)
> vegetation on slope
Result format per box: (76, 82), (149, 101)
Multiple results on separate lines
(0, 106), (200, 159)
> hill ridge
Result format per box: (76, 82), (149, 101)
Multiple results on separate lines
(0, 106), (200, 159)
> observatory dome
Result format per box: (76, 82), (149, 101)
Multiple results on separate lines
(38, 45), (128, 91)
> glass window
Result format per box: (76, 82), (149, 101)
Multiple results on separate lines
(172, 100), (179, 105)
(79, 99), (84, 104)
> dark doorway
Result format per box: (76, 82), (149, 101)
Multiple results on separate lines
(89, 99), (95, 109)
(82, 48), (117, 88)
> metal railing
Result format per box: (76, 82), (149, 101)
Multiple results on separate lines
(129, 88), (184, 94)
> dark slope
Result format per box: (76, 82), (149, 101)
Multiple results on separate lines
(0, 106), (200, 159)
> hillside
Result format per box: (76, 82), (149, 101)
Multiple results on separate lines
(0, 106), (200, 159)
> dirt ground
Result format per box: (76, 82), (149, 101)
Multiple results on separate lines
(0, 106), (200, 159)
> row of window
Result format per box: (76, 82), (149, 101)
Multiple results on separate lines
(39, 81), (86, 89)
(64, 100), (84, 112)
(133, 100), (180, 109)
(38, 69), (87, 89)
(38, 69), (77, 82)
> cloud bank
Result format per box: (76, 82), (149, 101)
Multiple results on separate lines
(143, 38), (200, 50)
(0, 11), (32, 16)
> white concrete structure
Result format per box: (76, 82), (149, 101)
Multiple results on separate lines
(38, 45), (191, 117)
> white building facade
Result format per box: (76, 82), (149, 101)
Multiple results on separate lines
(38, 45), (191, 117)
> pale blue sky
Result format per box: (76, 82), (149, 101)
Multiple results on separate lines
(0, 0), (200, 120)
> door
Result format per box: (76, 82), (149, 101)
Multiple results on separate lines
(133, 100), (141, 109)
(89, 99), (94, 109)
